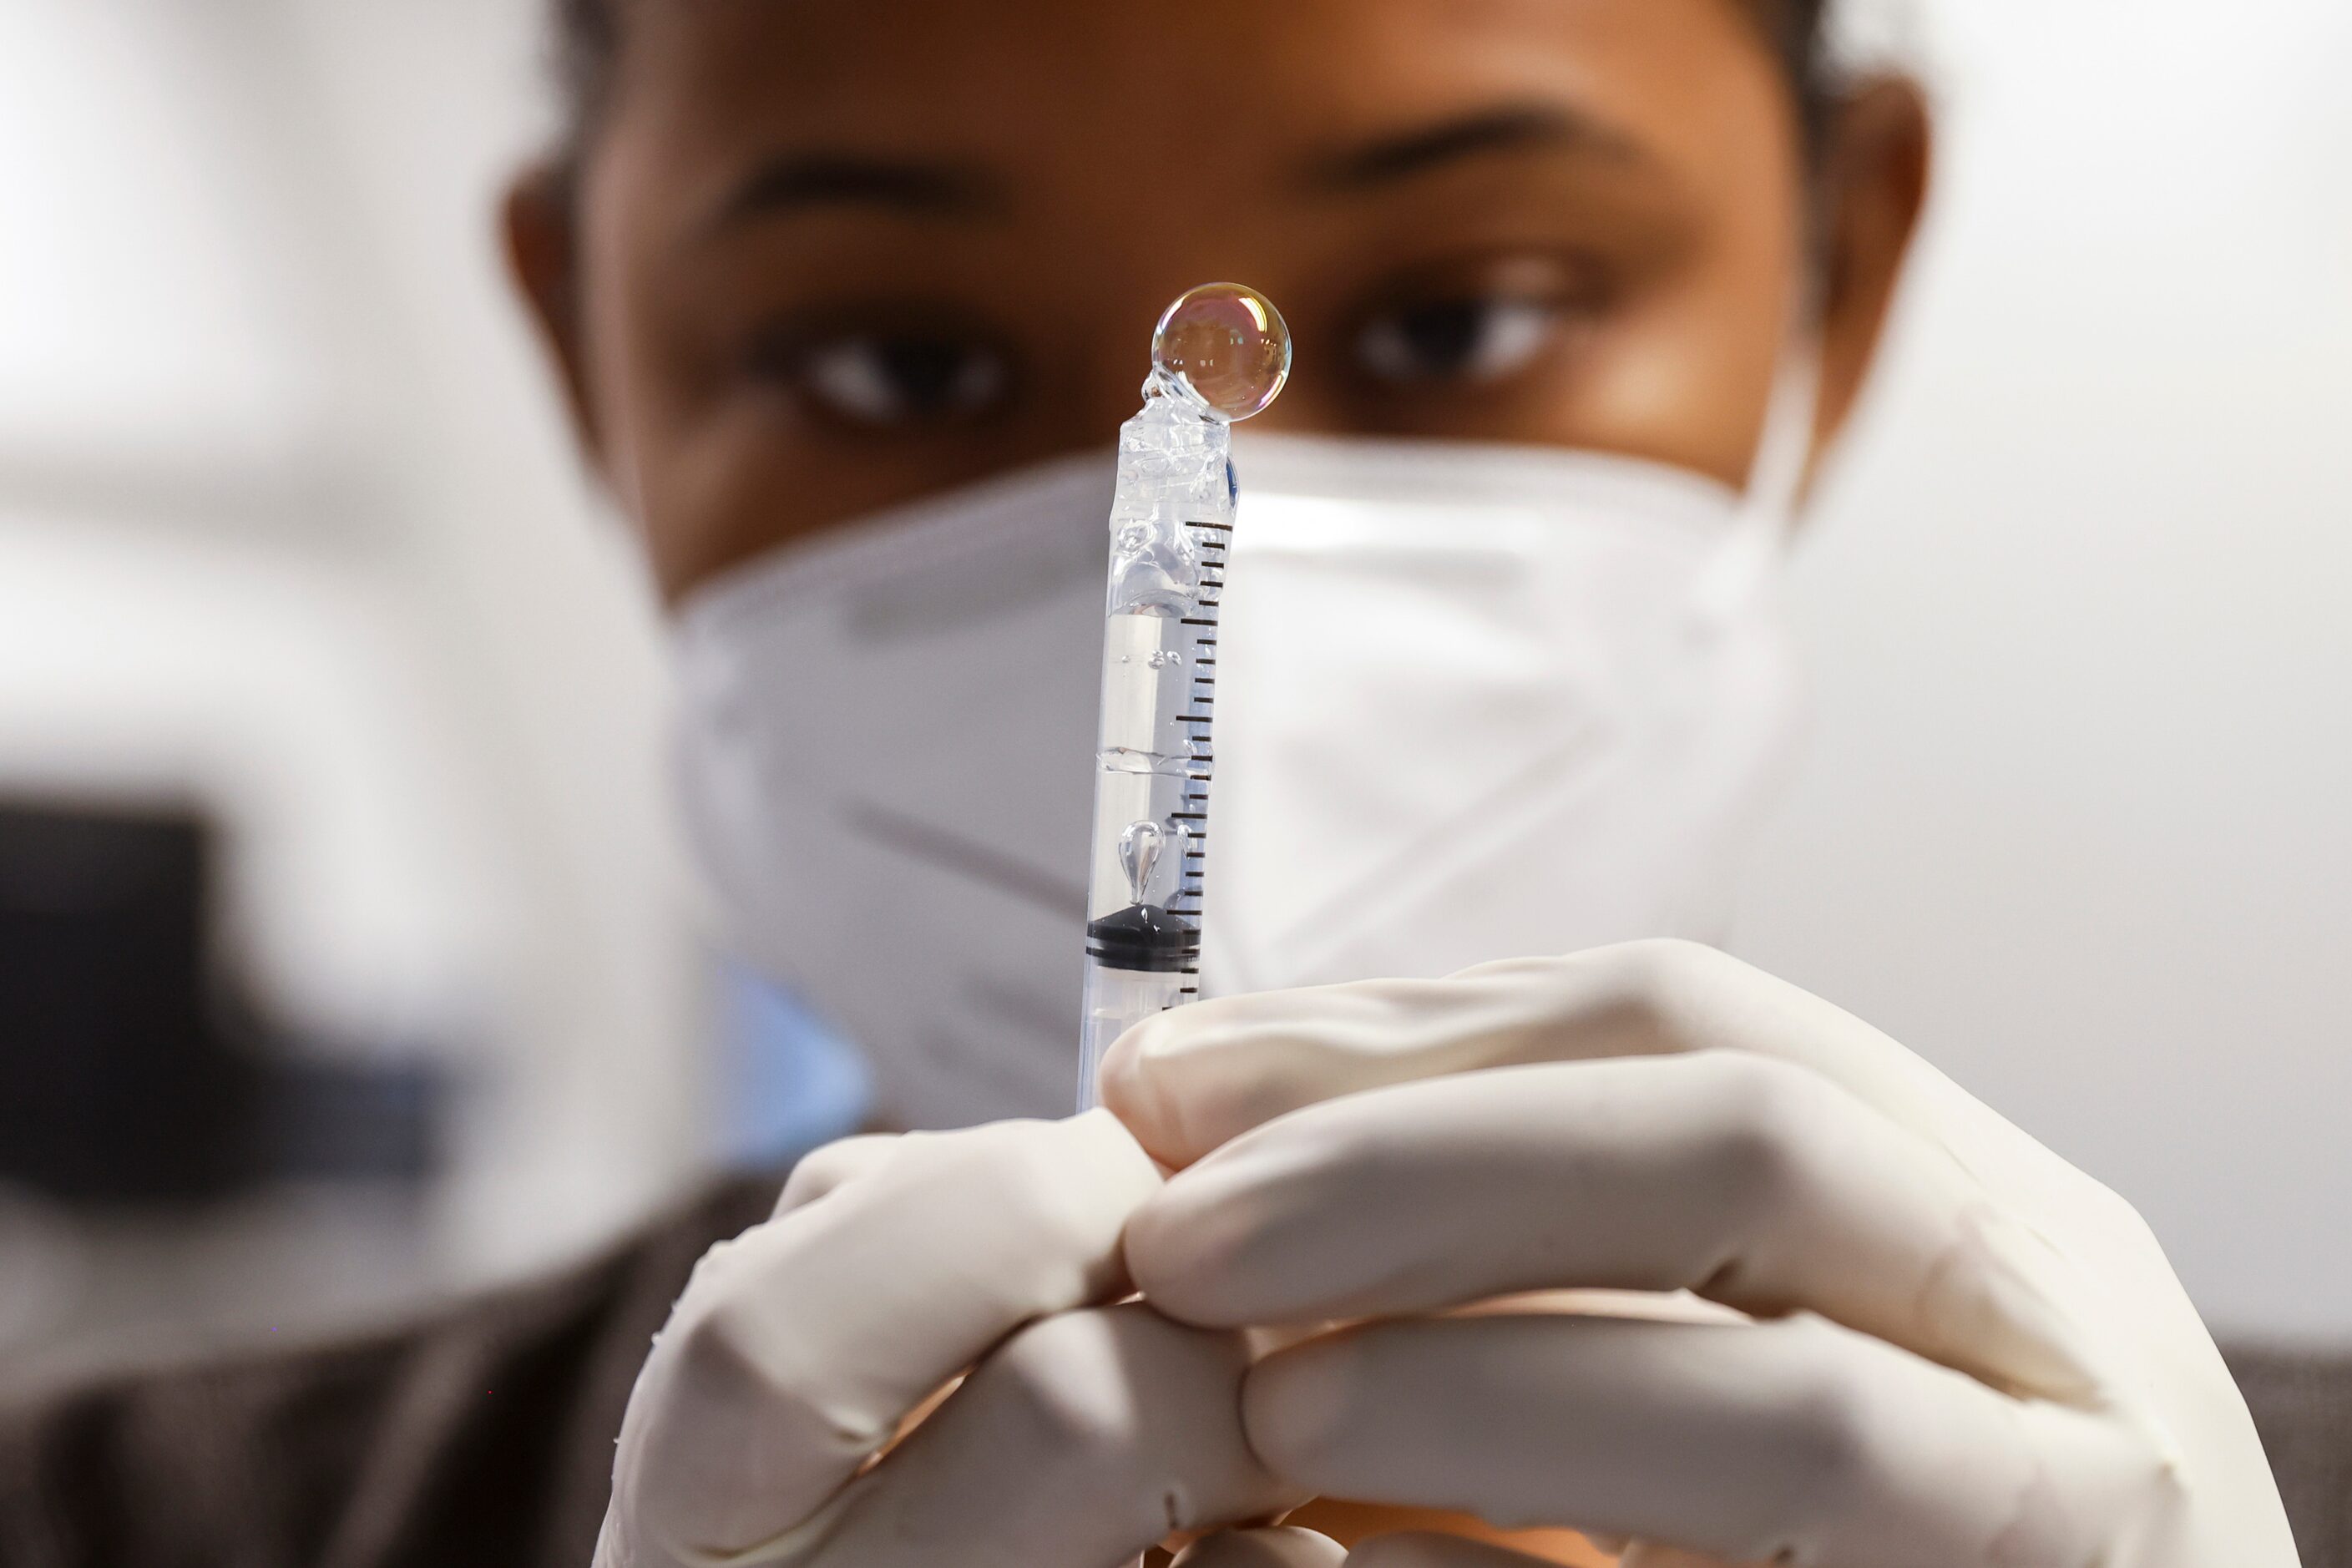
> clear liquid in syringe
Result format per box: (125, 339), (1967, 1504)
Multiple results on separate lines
(1088, 524), (1227, 941)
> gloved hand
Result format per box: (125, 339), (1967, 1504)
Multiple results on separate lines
(594, 1110), (1294, 1568)
(1103, 941), (2300, 1568)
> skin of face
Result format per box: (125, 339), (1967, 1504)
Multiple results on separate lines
(509, 0), (1929, 604)
(504, 0), (1930, 1557)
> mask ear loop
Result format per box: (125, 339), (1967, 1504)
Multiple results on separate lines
(1690, 314), (1825, 627)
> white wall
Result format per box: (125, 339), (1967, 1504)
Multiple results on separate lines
(1736, 0), (2352, 1342)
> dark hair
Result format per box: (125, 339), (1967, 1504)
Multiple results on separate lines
(554, 0), (622, 165)
(1773, 0), (1840, 151)
(554, 0), (1837, 165)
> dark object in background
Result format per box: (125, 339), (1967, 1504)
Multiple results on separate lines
(0, 799), (439, 1204)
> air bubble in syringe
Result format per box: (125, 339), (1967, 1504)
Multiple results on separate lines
(1119, 820), (1166, 903)
(1099, 747), (1196, 777)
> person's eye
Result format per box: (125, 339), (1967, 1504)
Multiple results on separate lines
(752, 329), (1014, 429)
(1354, 294), (1567, 388)
(1348, 256), (1609, 392)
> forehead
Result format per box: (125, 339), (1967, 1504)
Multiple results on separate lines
(604, 0), (1788, 205)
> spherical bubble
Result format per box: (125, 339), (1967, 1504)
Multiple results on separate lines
(1152, 283), (1292, 422)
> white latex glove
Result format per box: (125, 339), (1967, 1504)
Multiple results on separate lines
(594, 1110), (1294, 1568)
(1103, 941), (2300, 1568)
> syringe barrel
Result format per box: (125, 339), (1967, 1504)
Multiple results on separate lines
(1075, 385), (1233, 1109)
(1078, 962), (1191, 1110)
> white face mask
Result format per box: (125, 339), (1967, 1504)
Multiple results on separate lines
(673, 382), (1812, 1130)
(1200, 430), (1807, 998)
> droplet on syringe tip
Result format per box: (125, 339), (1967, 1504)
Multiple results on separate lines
(1152, 284), (1292, 422)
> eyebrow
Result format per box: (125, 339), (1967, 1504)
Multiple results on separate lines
(707, 152), (1006, 231)
(1304, 104), (1649, 193)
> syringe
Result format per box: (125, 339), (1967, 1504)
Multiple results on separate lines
(1078, 284), (1292, 1110)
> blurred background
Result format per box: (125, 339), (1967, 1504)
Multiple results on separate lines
(0, 0), (2343, 1392)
